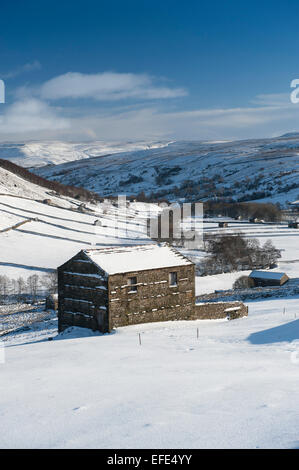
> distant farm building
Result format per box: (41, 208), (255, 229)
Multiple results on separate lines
(249, 270), (289, 287)
(218, 222), (228, 228)
(45, 294), (58, 310)
(288, 221), (299, 229)
(94, 219), (102, 226)
(42, 199), (53, 206)
(249, 217), (259, 223)
(290, 201), (299, 212)
(58, 244), (248, 332)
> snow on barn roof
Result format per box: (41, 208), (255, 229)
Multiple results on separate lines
(83, 243), (193, 275)
(249, 270), (287, 280)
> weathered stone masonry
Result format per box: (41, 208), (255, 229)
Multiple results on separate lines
(58, 245), (248, 333)
(108, 264), (195, 328)
(193, 301), (248, 320)
(58, 251), (109, 332)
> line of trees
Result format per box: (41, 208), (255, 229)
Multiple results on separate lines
(203, 201), (281, 222)
(0, 272), (57, 303)
(200, 233), (281, 276)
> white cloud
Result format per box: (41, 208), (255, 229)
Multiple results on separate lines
(39, 102), (299, 142)
(1, 61), (41, 80)
(251, 93), (292, 106)
(0, 98), (69, 135)
(2, 99), (299, 141)
(1, 73), (299, 142)
(39, 72), (187, 101)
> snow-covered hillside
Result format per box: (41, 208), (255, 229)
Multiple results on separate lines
(31, 134), (299, 206)
(0, 140), (171, 168)
(0, 167), (163, 279)
(1, 296), (299, 448)
(1, 163), (299, 449)
(0, 163), (298, 283)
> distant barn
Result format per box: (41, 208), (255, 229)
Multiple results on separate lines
(249, 270), (289, 287)
(218, 222), (228, 228)
(290, 201), (299, 213)
(288, 221), (299, 229)
(45, 294), (58, 310)
(42, 199), (53, 206)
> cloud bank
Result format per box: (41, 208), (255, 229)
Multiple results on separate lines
(39, 72), (188, 101)
(0, 70), (298, 142)
(0, 98), (69, 134)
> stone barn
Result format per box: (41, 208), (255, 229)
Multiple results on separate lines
(58, 244), (196, 333)
(249, 270), (289, 287)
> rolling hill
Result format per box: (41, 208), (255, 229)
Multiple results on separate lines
(0, 140), (171, 168)
(30, 134), (299, 206)
(1, 144), (299, 450)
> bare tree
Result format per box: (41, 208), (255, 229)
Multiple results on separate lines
(41, 271), (58, 295)
(0, 275), (11, 301)
(261, 239), (281, 268)
(201, 233), (281, 275)
(10, 278), (17, 296)
(17, 276), (26, 301)
(27, 274), (39, 302)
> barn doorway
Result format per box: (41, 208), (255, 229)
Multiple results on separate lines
(96, 310), (105, 332)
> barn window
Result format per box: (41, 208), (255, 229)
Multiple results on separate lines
(169, 272), (177, 286)
(128, 276), (137, 292)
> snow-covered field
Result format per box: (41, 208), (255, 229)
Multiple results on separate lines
(1, 296), (299, 449)
(1, 165), (299, 449)
(1, 182), (299, 288)
(0, 188), (160, 279)
(195, 220), (299, 294)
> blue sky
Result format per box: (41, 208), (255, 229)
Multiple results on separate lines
(1, 0), (299, 141)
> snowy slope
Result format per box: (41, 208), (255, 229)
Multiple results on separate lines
(0, 140), (171, 168)
(0, 164), (298, 287)
(1, 296), (299, 449)
(0, 169), (161, 279)
(1, 164), (299, 449)
(32, 134), (299, 205)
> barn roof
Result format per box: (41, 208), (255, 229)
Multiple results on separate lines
(249, 270), (287, 280)
(83, 243), (193, 275)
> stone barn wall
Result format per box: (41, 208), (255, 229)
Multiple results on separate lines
(58, 251), (109, 332)
(108, 264), (195, 328)
(250, 274), (289, 287)
(58, 248), (248, 334)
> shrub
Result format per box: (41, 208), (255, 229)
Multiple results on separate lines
(233, 276), (255, 290)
